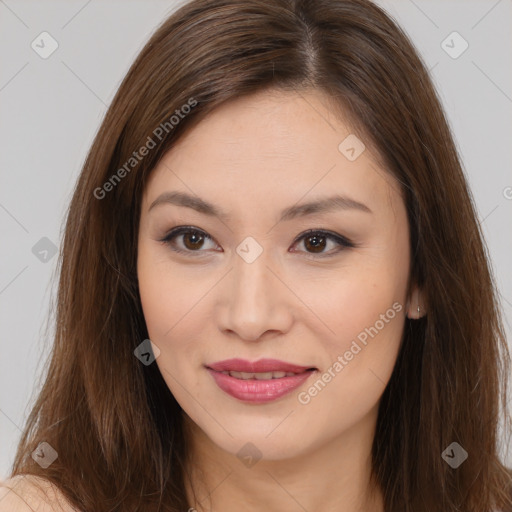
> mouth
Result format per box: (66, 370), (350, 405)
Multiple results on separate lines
(205, 358), (318, 403)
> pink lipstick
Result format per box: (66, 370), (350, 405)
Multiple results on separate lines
(205, 358), (317, 403)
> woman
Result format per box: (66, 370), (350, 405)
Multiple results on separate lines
(1, 0), (511, 511)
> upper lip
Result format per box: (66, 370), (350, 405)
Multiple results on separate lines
(206, 358), (316, 373)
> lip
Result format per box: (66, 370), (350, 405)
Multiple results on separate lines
(206, 358), (315, 373)
(205, 358), (317, 403)
(207, 369), (316, 403)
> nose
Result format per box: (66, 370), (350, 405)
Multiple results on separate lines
(216, 249), (294, 342)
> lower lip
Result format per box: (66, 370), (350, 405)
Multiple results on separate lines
(206, 368), (315, 403)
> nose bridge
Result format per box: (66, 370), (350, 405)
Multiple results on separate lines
(221, 241), (290, 339)
(232, 246), (274, 315)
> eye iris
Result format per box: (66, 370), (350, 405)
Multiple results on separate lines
(183, 231), (204, 250)
(304, 234), (326, 253)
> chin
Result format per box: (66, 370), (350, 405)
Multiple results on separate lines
(192, 411), (317, 462)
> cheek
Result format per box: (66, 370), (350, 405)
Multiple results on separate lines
(137, 244), (211, 390)
(138, 244), (192, 351)
(138, 238), (193, 332)
(295, 251), (408, 388)
(295, 274), (406, 429)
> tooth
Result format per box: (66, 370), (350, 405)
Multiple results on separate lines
(225, 371), (297, 380)
(228, 371), (257, 379)
(254, 372), (273, 380)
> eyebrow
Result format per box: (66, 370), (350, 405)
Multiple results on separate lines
(148, 191), (372, 222)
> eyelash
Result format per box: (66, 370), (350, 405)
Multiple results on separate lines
(158, 226), (355, 259)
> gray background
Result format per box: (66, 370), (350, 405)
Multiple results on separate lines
(1, 0), (511, 477)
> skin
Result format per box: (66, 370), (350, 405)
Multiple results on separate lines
(137, 88), (425, 512)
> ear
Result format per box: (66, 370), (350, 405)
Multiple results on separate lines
(406, 286), (427, 319)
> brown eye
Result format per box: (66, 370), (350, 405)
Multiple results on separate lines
(182, 231), (205, 250)
(292, 230), (353, 257)
(303, 234), (327, 253)
(161, 227), (218, 256)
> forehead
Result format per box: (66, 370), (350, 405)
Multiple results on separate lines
(143, 89), (402, 218)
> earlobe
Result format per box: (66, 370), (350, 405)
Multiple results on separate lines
(406, 287), (427, 319)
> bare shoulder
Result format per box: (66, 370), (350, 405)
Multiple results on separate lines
(0, 475), (79, 512)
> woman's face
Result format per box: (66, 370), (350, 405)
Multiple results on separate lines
(137, 88), (413, 461)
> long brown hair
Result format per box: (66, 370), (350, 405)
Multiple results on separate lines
(9, 0), (512, 510)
